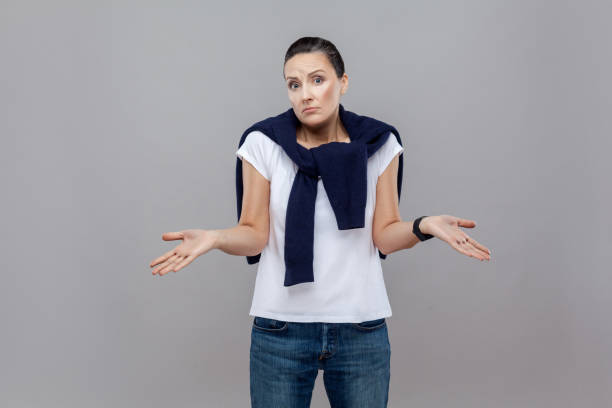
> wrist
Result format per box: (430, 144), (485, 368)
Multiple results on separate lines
(419, 216), (431, 235)
(210, 229), (223, 250)
(413, 216), (434, 241)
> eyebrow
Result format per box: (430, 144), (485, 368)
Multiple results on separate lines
(285, 69), (326, 81)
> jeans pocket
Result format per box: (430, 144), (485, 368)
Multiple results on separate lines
(351, 317), (386, 331)
(252, 316), (289, 332)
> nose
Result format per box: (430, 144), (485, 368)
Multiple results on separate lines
(301, 83), (313, 103)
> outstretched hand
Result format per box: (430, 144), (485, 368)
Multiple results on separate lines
(149, 229), (217, 276)
(420, 215), (491, 261)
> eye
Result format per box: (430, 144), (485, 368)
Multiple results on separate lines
(314, 76), (323, 84)
(289, 82), (298, 89)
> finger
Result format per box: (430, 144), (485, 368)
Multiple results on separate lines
(162, 231), (184, 241)
(450, 240), (475, 258)
(153, 255), (178, 275)
(463, 236), (491, 258)
(166, 254), (188, 274)
(452, 235), (486, 261)
(457, 218), (477, 228)
(152, 259), (172, 275)
(172, 254), (194, 273)
(463, 241), (487, 261)
(157, 253), (181, 276)
(160, 254), (184, 275)
(150, 248), (178, 267)
(456, 231), (488, 257)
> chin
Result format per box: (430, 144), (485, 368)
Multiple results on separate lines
(302, 115), (324, 127)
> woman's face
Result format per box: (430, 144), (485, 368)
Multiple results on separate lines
(283, 51), (348, 127)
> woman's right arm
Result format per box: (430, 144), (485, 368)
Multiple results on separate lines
(150, 158), (270, 276)
(211, 158), (270, 256)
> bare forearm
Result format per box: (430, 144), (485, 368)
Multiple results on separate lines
(210, 225), (267, 256)
(375, 220), (422, 255)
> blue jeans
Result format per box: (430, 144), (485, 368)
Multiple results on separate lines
(250, 316), (391, 407)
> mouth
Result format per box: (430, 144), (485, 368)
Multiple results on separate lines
(302, 107), (319, 113)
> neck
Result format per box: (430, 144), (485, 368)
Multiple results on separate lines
(298, 107), (347, 146)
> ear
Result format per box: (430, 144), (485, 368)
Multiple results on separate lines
(340, 73), (349, 95)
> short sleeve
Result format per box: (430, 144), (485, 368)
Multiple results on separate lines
(235, 131), (273, 181)
(377, 132), (404, 177)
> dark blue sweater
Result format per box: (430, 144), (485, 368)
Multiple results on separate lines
(235, 104), (403, 286)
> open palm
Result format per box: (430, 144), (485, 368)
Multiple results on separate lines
(149, 229), (216, 276)
(421, 215), (491, 261)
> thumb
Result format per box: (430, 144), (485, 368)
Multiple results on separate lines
(457, 218), (476, 228)
(162, 231), (184, 241)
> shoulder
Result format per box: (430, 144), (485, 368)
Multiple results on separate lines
(238, 130), (282, 158)
(241, 130), (277, 149)
(236, 130), (283, 182)
(374, 131), (404, 177)
(373, 131), (403, 157)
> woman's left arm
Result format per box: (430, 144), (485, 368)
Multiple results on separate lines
(372, 154), (491, 261)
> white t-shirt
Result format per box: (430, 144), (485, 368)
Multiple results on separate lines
(235, 130), (404, 323)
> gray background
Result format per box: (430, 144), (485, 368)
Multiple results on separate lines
(2, 0), (610, 407)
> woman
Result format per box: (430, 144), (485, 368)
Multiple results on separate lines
(149, 36), (491, 408)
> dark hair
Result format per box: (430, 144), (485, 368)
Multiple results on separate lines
(283, 36), (345, 79)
